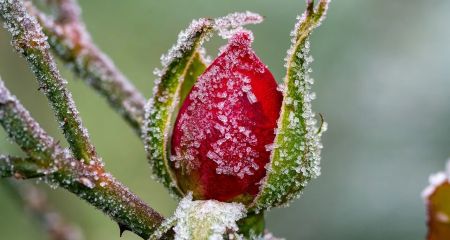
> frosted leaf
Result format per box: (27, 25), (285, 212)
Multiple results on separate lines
(143, 18), (214, 196)
(252, 0), (330, 211)
(160, 18), (213, 68)
(214, 11), (263, 39)
(172, 193), (246, 240)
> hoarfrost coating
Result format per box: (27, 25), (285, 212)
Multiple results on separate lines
(172, 193), (247, 240)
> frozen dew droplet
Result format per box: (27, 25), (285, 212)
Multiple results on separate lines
(79, 177), (95, 189)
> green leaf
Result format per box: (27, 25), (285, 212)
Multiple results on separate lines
(252, 0), (330, 211)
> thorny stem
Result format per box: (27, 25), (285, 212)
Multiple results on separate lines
(0, 0), (97, 163)
(28, 0), (147, 134)
(3, 180), (84, 240)
(0, 79), (165, 239)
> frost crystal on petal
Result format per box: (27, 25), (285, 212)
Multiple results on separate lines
(173, 193), (246, 240)
(170, 30), (282, 203)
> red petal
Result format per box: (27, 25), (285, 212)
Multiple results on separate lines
(171, 30), (282, 203)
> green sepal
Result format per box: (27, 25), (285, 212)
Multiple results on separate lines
(252, 0), (330, 211)
(237, 212), (265, 238)
(143, 19), (214, 197)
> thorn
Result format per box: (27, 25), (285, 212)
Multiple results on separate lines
(14, 172), (25, 179)
(317, 113), (325, 134)
(118, 224), (130, 237)
(306, 0), (315, 15)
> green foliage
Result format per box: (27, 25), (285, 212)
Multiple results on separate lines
(252, 0), (329, 211)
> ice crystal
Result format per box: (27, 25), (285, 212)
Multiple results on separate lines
(172, 193), (246, 240)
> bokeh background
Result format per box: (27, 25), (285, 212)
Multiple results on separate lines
(1, 0), (450, 239)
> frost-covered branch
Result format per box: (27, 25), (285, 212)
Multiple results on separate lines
(27, 0), (146, 133)
(0, 80), (57, 162)
(0, 79), (164, 239)
(252, 0), (329, 211)
(0, 0), (97, 162)
(0, 155), (45, 179)
(3, 180), (84, 240)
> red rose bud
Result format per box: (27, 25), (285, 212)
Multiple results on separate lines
(170, 30), (282, 204)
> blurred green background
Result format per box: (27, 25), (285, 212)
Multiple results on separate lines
(1, 0), (450, 239)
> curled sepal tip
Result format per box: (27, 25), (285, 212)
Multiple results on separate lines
(251, 0), (330, 211)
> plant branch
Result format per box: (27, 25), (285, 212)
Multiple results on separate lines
(3, 180), (84, 240)
(0, 80), (57, 162)
(0, 155), (45, 178)
(0, 79), (165, 239)
(0, 0), (97, 162)
(27, 0), (147, 133)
